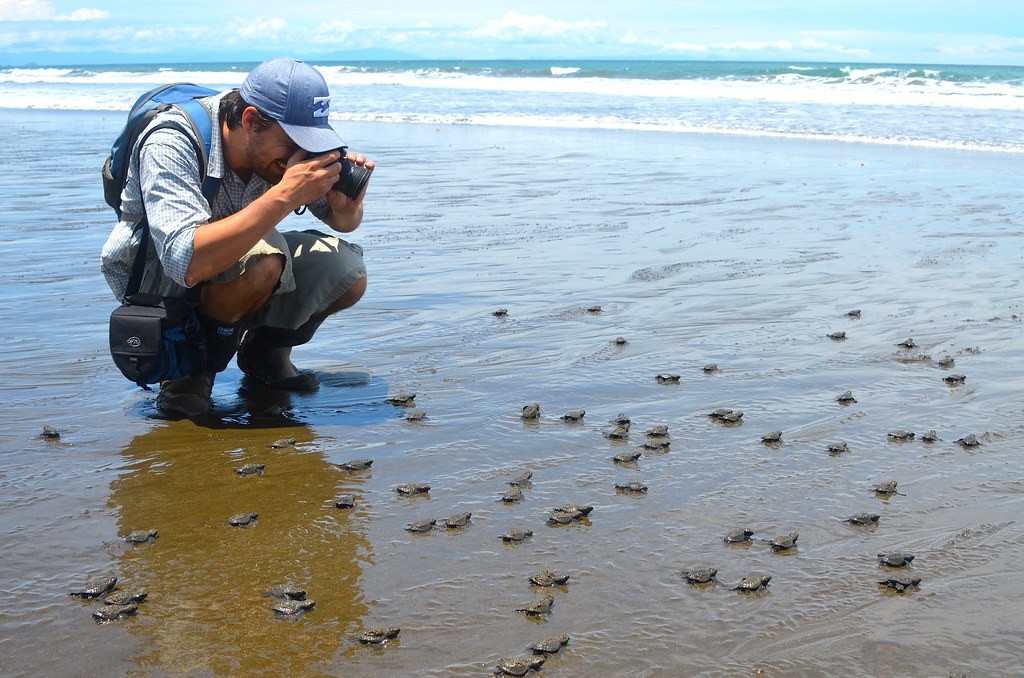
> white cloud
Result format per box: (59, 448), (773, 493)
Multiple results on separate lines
(227, 16), (288, 42)
(308, 18), (357, 46)
(56, 8), (109, 21)
(470, 11), (608, 43)
(0, 0), (54, 21)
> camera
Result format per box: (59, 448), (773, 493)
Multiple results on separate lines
(333, 148), (373, 200)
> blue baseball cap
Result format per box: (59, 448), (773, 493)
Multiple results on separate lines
(240, 57), (345, 153)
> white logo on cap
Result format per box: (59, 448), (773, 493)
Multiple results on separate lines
(312, 96), (330, 118)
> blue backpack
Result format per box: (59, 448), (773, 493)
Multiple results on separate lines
(101, 82), (221, 218)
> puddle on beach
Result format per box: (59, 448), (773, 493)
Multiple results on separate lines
(2, 111), (1023, 676)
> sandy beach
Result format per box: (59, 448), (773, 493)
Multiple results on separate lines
(2, 108), (1023, 676)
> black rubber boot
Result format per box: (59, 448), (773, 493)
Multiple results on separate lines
(236, 316), (324, 392)
(155, 372), (214, 418)
(199, 314), (245, 374)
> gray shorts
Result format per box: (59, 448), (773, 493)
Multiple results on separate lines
(164, 228), (365, 330)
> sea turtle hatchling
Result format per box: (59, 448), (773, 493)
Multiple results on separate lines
(827, 441), (850, 455)
(895, 337), (917, 349)
(888, 430), (915, 441)
(614, 336), (628, 345)
(761, 431), (783, 444)
(936, 356), (955, 368)
(386, 393), (416, 407)
(587, 305), (602, 313)
(41, 425), (61, 439)
(529, 635), (570, 655)
(521, 403), (541, 420)
(516, 593), (555, 616)
(502, 528), (534, 542)
(395, 483), (431, 495)
(405, 410), (427, 422)
(732, 575), (772, 593)
(337, 459), (373, 472)
(921, 430), (939, 443)
(725, 528), (754, 544)
(92, 603), (138, 622)
(405, 518), (437, 533)
(605, 424), (630, 440)
(612, 450), (642, 463)
(836, 390), (857, 403)
(123, 529), (159, 544)
(655, 373), (681, 384)
(878, 551), (916, 567)
(615, 481), (648, 494)
(703, 363), (719, 373)
(646, 425), (669, 437)
(547, 504), (594, 525)
(334, 494), (356, 509)
(70, 576), (117, 599)
(234, 463), (265, 476)
(613, 413), (632, 425)
(269, 438), (296, 449)
(265, 584), (306, 600)
(878, 574), (921, 591)
(495, 655), (545, 677)
(509, 471), (534, 487)
(492, 308), (509, 317)
(561, 410), (586, 423)
(846, 309), (862, 318)
(718, 410), (743, 423)
(642, 438), (671, 451)
(943, 374), (967, 385)
(104, 590), (147, 606)
(846, 512), (881, 525)
(227, 512), (259, 527)
(684, 567), (718, 584)
(769, 533), (799, 551)
(444, 512), (472, 528)
(872, 481), (903, 496)
(272, 599), (316, 617)
(358, 626), (401, 644)
(955, 434), (981, 448)
(502, 486), (524, 503)
(827, 330), (847, 340)
(529, 570), (570, 587)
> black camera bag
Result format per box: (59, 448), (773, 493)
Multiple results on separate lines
(110, 292), (205, 388)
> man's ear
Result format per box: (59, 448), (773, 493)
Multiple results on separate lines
(240, 106), (260, 132)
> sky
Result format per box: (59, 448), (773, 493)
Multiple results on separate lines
(1, 0), (1024, 66)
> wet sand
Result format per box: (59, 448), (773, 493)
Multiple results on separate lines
(1, 108), (1023, 677)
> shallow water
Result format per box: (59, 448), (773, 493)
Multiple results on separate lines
(1, 109), (1023, 677)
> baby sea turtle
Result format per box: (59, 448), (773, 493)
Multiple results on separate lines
(41, 425), (61, 439)
(827, 441), (850, 455)
(70, 576), (117, 599)
(386, 393), (416, 406)
(227, 512), (259, 527)
(334, 494), (356, 509)
(509, 471), (534, 487)
(614, 336), (628, 345)
(502, 528), (534, 542)
(846, 512), (881, 525)
(655, 373), (681, 384)
(878, 551), (916, 568)
(703, 363), (719, 373)
(943, 374), (967, 385)
(265, 584), (306, 600)
(587, 305), (602, 313)
(605, 424), (630, 440)
(123, 529), (159, 544)
(445, 512), (472, 528)
(269, 438), (296, 449)
(561, 410), (586, 422)
(642, 438), (670, 451)
(872, 481), (903, 496)
(337, 459), (373, 472)
(846, 309), (862, 318)
(725, 528), (754, 544)
(769, 533), (799, 551)
(406, 410), (427, 422)
(732, 575), (772, 593)
(827, 330), (846, 340)
(836, 390), (857, 403)
(405, 518), (437, 533)
(492, 308), (509, 317)
(709, 408), (742, 422)
(529, 570), (570, 587)
(936, 356), (955, 368)
(878, 574), (921, 591)
(272, 599), (315, 617)
(395, 483), (431, 495)
(234, 463), (265, 476)
(955, 434), (981, 448)
(358, 626), (401, 644)
(761, 431), (783, 444)
(516, 593), (554, 616)
(646, 425), (669, 437)
(921, 430), (939, 443)
(521, 403), (541, 420)
(495, 655), (545, 677)
(615, 481), (648, 494)
(529, 634), (570, 655)
(92, 603), (137, 622)
(104, 590), (147, 606)
(888, 430), (915, 441)
(502, 486), (524, 503)
(548, 504), (593, 525)
(684, 567), (718, 584)
(895, 337), (917, 349)
(612, 450), (642, 463)
(613, 413), (632, 426)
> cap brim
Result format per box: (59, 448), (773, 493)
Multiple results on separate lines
(279, 121), (346, 154)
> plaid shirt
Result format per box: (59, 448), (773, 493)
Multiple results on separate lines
(100, 92), (331, 299)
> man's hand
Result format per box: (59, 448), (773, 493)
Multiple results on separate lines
(277, 148), (344, 208)
(325, 151), (374, 233)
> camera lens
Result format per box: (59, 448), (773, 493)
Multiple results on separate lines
(333, 155), (373, 200)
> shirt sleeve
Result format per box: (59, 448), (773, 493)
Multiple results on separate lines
(137, 125), (212, 288)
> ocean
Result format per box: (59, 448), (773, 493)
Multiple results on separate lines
(3, 59), (1024, 151)
(2, 58), (1023, 677)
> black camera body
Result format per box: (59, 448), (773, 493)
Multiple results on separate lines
(333, 148), (373, 200)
